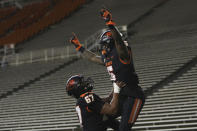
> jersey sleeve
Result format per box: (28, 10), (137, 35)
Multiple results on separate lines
(83, 93), (105, 114)
(119, 46), (132, 64)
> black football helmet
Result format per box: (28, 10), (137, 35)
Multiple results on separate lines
(66, 75), (94, 98)
(99, 30), (115, 54)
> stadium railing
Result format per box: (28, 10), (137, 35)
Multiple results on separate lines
(1, 25), (127, 66)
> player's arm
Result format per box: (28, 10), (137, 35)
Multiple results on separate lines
(100, 8), (130, 63)
(82, 50), (103, 65)
(100, 93), (119, 115)
(102, 90), (113, 103)
(100, 81), (126, 115)
(70, 33), (104, 65)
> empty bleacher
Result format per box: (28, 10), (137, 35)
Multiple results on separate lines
(0, 32), (196, 130)
(0, 0), (86, 46)
(0, 59), (108, 131)
(0, 0), (197, 131)
(0, 6), (16, 21)
(131, 0), (197, 41)
(133, 61), (197, 131)
(0, 58), (72, 97)
(132, 33), (197, 91)
(17, 0), (164, 52)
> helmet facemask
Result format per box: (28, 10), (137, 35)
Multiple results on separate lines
(66, 75), (94, 99)
(99, 31), (114, 56)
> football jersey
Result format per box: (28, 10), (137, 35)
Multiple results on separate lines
(101, 47), (144, 98)
(76, 92), (106, 131)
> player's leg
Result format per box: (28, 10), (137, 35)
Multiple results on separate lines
(103, 115), (120, 131)
(119, 97), (145, 131)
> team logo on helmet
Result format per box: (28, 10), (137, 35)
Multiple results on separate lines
(99, 30), (114, 54)
(66, 75), (94, 98)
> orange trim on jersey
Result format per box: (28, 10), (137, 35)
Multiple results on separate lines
(106, 21), (116, 26)
(105, 61), (112, 67)
(134, 100), (142, 122)
(128, 98), (142, 124)
(80, 92), (93, 98)
(80, 92), (88, 98)
(119, 49), (132, 64)
(86, 106), (92, 112)
(76, 45), (82, 51)
(119, 57), (130, 64)
(128, 99), (138, 123)
(102, 50), (107, 55)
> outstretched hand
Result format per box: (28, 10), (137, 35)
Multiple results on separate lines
(100, 8), (112, 22)
(100, 8), (115, 26)
(70, 33), (84, 52)
(70, 33), (81, 47)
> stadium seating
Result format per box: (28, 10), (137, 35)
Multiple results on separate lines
(0, 0), (86, 46)
(0, 59), (108, 131)
(0, 58), (70, 96)
(0, 0), (197, 131)
(0, 32), (196, 130)
(132, 33), (197, 91)
(0, 6), (16, 21)
(131, 0), (197, 38)
(17, 0), (164, 51)
(132, 62), (197, 131)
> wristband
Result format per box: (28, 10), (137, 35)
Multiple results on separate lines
(76, 46), (85, 53)
(113, 82), (120, 93)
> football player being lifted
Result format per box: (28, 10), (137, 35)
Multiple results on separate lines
(70, 8), (145, 131)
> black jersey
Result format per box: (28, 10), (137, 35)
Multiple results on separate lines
(101, 47), (144, 99)
(76, 92), (106, 131)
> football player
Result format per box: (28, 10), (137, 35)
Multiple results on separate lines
(69, 8), (145, 131)
(66, 75), (124, 131)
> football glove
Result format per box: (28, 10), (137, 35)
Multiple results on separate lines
(70, 33), (85, 53)
(100, 8), (116, 26)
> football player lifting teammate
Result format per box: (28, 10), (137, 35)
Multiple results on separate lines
(66, 75), (125, 131)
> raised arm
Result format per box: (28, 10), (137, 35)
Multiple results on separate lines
(100, 81), (125, 115)
(100, 8), (130, 63)
(70, 33), (104, 65)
